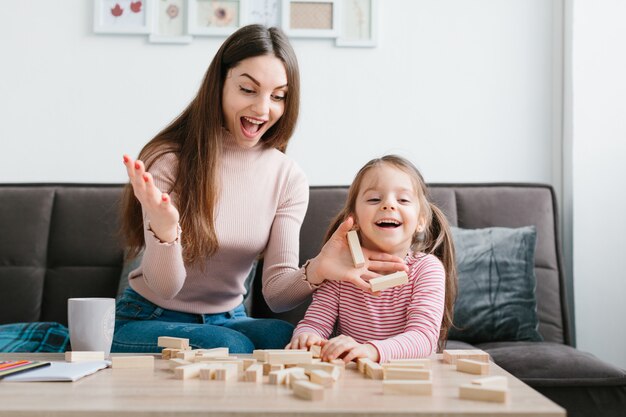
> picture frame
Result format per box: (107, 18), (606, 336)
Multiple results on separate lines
(240, 0), (281, 27)
(281, 0), (339, 38)
(335, 0), (378, 47)
(149, 0), (193, 43)
(188, 0), (242, 36)
(93, 0), (153, 34)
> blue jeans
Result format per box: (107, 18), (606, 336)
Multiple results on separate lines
(112, 288), (294, 353)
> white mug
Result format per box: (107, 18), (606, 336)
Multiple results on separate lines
(68, 298), (116, 357)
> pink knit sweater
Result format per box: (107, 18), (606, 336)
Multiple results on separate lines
(128, 132), (312, 314)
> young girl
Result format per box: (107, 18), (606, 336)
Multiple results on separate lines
(115, 25), (407, 353)
(287, 155), (457, 363)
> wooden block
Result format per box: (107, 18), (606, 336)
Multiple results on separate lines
(459, 384), (509, 403)
(161, 348), (180, 360)
(244, 364), (263, 383)
(385, 358), (431, 368)
(263, 363), (285, 375)
(288, 371), (310, 389)
(296, 362), (337, 376)
(292, 380), (325, 401)
(266, 350), (313, 365)
(157, 336), (190, 350)
(357, 358), (374, 374)
(214, 363), (238, 381)
(65, 351), (105, 362)
(111, 356), (155, 369)
(442, 349), (490, 364)
(369, 271), (409, 292)
(243, 358), (257, 371)
(365, 362), (384, 380)
(168, 358), (192, 370)
(383, 380), (432, 396)
(457, 359), (490, 375)
(329, 359), (345, 368)
(384, 368), (431, 380)
(198, 364), (222, 380)
(309, 369), (334, 387)
(471, 376), (508, 387)
(347, 230), (365, 267)
(309, 345), (322, 358)
(174, 363), (209, 380)
(252, 350), (268, 362)
(268, 368), (291, 385)
(194, 347), (229, 358)
(194, 358), (244, 373)
(175, 350), (196, 361)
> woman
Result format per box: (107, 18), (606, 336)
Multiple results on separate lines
(114, 24), (407, 353)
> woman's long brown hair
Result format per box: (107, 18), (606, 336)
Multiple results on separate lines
(323, 155), (458, 352)
(121, 25), (300, 265)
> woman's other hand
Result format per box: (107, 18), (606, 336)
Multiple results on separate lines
(123, 154), (180, 243)
(305, 217), (408, 292)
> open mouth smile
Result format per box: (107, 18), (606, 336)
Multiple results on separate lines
(375, 218), (402, 229)
(240, 116), (267, 138)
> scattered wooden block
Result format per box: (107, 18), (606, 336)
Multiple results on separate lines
(384, 368), (431, 380)
(471, 376), (508, 387)
(457, 359), (490, 375)
(161, 348), (180, 360)
(309, 369), (334, 387)
(309, 345), (322, 359)
(194, 358), (244, 373)
(329, 359), (345, 368)
(65, 351), (105, 362)
(266, 350), (313, 365)
(198, 364), (222, 380)
(347, 230), (366, 267)
(157, 336), (190, 350)
(442, 349), (490, 364)
(385, 358), (431, 368)
(111, 356), (155, 369)
(288, 371), (309, 389)
(174, 363), (209, 380)
(252, 350), (268, 362)
(168, 358), (192, 370)
(383, 380), (432, 396)
(263, 363), (285, 375)
(268, 368), (292, 385)
(214, 364), (239, 381)
(369, 271), (409, 292)
(293, 380), (325, 401)
(243, 358), (257, 371)
(357, 358), (373, 374)
(194, 347), (229, 358)
(365, 361), (384, 380)
(175, 350), (196, 361)
(459, 384), (509, 403)
(245, 364), (263, 383)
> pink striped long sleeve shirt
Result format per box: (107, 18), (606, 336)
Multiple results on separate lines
(293, 253), (446, 362)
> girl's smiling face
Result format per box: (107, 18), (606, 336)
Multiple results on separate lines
(354, 164), (424, 258)
(222, 54), (288, 148)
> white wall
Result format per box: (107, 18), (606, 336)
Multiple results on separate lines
(0, 0), (556, 185)
(571, 0), (626, 369)
(3, 1), (623, 370)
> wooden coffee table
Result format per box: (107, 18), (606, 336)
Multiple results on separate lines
(0, 353), (565, 417)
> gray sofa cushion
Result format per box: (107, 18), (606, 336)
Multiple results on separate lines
(449, 225), (543, 343)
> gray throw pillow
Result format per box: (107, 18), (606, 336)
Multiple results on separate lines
(448, 226), (543, 344)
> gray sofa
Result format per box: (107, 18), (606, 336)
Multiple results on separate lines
(1, 183), (625, 416)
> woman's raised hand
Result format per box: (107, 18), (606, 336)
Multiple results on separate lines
(305, 217), (408, 292)
(123, 154), (180, 243)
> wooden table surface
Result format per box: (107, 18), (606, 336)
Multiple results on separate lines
(0, 353), (565, 417)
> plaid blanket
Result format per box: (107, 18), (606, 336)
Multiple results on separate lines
(0, 322), (69, 352)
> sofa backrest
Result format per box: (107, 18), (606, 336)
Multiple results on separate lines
(250, 184), (571, 345)
(0, 185), (124, 326)
(0, 183), (570, 345)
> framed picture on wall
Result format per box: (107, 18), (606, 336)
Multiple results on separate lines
(188, 0), (242, 35)
(241, 0), (281, 27)
(94, 0), (153, 34)
(335, 0), (378, 47)
(281, 0), (339, 38)
(149, 0), (193, 43)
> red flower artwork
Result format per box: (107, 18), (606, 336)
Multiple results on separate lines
(111, 3), (123, 17)
(130, 1), (142, 13)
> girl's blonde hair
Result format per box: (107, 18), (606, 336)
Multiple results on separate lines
(121, 25), (300, 265)
(324, 155), (457, 352)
